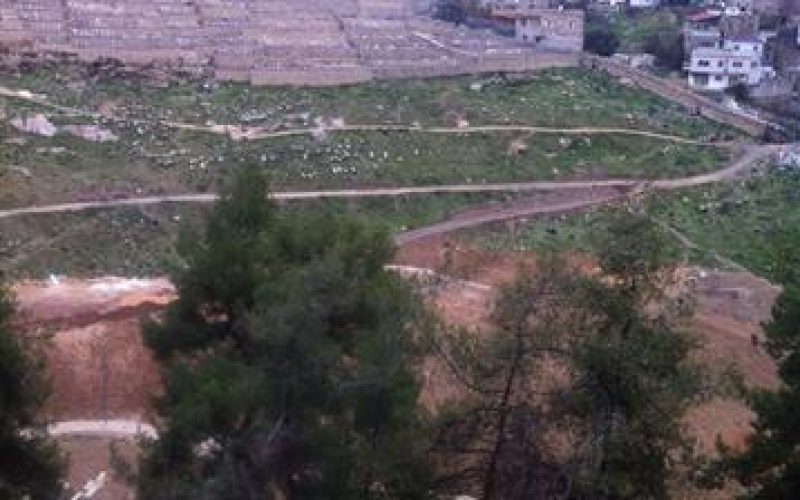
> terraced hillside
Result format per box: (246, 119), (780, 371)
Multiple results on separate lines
(0, 0), (576, 85)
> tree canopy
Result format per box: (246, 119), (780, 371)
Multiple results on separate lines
(137, 168), (433, 499)
(431, 212), (702, 499)
(724, 227), (800, 498)
(0, 277), (63, 499)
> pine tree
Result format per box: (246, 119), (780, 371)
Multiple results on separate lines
(138, 168), (432, 499)
(728, 285), (800, 498)
(432, 212), (701, 499)
(0, 277), (63, 499)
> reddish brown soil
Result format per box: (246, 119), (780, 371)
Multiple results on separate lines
(60, 437), (139, 500)
(9, 240), (781, 499)
(400, 238), (780, 457)
(13, 278), (172, 422)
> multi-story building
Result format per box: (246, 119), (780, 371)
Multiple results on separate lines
(686, 35), (774, 89)
(684, 11), (723, 53)
(683, 8), (779, 90)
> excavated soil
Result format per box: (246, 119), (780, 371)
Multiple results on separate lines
(13, 278), (172, 422)
(10, 240), (781, 498)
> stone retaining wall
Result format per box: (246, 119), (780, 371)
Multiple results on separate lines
(0, 0), (580, 86)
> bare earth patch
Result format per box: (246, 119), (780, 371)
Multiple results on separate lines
(9, 243), (780, 499)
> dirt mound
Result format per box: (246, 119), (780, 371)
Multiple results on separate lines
(399, 239), (780, 457)
(13, 278), (173, 422)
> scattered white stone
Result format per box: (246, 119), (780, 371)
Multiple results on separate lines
(63, 125), (118, 143)
(194, 437), (221, 458)
(70, 471), (107, 500)
(329, 117), (345, 129)
(508, 138), (528, 155)
(311, 126), (328, 141)
(777, 148), (800, 168)
(35, 146), (67, 154)
(8, 166), (31, 178)
(10, 113), (57, 137)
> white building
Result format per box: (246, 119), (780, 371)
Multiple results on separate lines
(628, 0), (660, 8)
(723, 36), (764, 58)
(686, 36), (772, 90)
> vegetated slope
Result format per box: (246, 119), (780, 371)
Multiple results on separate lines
(476, 167), (800, 283)
(0, 68), (736, 207)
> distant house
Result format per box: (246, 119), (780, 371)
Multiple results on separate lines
(683, 8), (778, 90)
(686, 35), (774, 90)
(684, 10), (723, 53)
(491, 6), (584, 51)
(628, 0), (660, 8)
(686, 47), (761, 89)
(724, 0), (753, 15)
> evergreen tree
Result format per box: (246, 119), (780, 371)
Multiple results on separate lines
(432, 212), (701, 499)
(0, 277), (64, 499)
(138, 168), (432, 499)
(725, 228), (800, 498)
(729, 285), (800, 498)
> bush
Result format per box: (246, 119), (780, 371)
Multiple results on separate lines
(433, 0), (466, 25)
(643, 32), (684, 71)
(585, 28), (621, 57)
(727, 82), (750, 102)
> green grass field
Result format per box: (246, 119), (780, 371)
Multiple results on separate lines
(2, 66), (736, 138)
(0, 192), (521, 278)
(472, 166), (800, 282)
(3, 166), (796, 281)
(0, 64), (751, 278)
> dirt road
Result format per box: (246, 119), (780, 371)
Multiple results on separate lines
(1, 84), (731, 146)
(185, 122), (732, 146)
(0, 143), (782, 226)
(394, 191), (628, 244)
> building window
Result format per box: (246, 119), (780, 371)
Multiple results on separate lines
(732, 61), (743, 68)
(751, 61), (758, 68)
(698, 60), (710, 67)
(714, 75), (724, 81)
(734, 44), (740, 50)
(718, 61), (724, 67)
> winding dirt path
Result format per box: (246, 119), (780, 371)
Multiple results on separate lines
(0, 143), (781, 221)
(1, 84), (730, 146)
(174, 122), (731, 146)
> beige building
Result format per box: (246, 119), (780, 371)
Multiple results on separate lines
(492, 7), (584, 52)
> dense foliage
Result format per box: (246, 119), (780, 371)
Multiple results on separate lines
(585, 27), (621, 57)
(431, 212), (702, 499)
(137, 168), (432, 499)
(0, 278), (63, 499)
(643, 31), (685, 71)
(726, 227), (800, 498)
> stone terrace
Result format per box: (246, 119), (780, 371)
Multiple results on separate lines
(0, 0), (578, 85)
